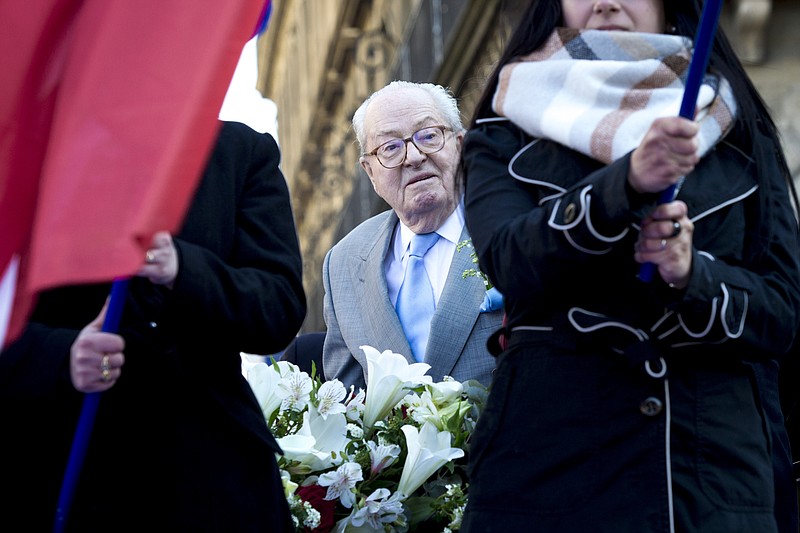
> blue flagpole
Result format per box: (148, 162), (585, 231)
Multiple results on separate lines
(53, 277), (129, 532)
(638, 0), (723, 283)
(251, 0), (272, 38)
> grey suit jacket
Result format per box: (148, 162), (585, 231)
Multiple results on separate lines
(322, 209), (502, 390)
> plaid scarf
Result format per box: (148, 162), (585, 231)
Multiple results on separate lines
(492, 28), (737, 164)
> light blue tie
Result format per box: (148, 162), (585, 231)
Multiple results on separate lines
(396, 232), (440, 362)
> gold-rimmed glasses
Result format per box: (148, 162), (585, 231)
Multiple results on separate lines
(362, 125), (450, 169)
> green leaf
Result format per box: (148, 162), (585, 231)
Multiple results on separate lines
(403, 495), (437, 525)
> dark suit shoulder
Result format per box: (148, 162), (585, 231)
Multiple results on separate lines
(280, 332), (326, 379)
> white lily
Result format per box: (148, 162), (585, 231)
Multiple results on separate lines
(279, 469), (298, 498)
(360, 345), (432, 429)
(246, 360), (297, 421)
(397, 421), (465, 498)
(277, 404), (348, 472)
(427, 377), (463, 406)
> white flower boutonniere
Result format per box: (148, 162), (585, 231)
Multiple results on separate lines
(457, 239), (504, 313)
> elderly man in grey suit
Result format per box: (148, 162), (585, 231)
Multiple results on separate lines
(322, 81), (503, 390)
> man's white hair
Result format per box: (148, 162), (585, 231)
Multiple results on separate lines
(352, 80), (464, 153)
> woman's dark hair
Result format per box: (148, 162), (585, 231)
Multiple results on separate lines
(469, 1), (561, 126)
(469, 0), (798, 253)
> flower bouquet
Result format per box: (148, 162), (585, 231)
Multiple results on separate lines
(244, 345), (488, 532)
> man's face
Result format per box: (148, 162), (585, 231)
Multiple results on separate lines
(359, 87), (462, 232)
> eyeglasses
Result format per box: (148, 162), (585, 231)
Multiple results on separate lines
(362, 125), (450, 169)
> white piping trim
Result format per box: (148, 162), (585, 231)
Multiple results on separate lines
(563, 230), (611, 254)
(689, 185), (758, 224)
(645, 358), (667, 378)
(630, 186), (757, 231)
(508, 140), (566, 204)
(656, 324), (682, 340)
(582, 193), (629, 243)
(510, 325), (554, 333)
(650, 311), (675, 332)
(549, 187), (628, 246)
(720, 283), (746, 338)
(678, 297), (718, 338)
(508, 140), (568, 197)
(670, 338), (730, 348)
(644, 357), (674, 532)
(475, 116), (510, 125)
(567, 307), (649, 341)
(665, 374), (675, 533)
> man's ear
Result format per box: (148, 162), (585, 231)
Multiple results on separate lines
(455, 131), (464, 155)
(360, 157), (378, 191)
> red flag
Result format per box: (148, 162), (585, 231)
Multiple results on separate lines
(0, 0), (266, 348)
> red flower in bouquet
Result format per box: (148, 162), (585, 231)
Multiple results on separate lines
(296, 484), (337, 533)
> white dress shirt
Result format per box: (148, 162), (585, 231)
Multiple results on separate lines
(385, 202), (465, 308)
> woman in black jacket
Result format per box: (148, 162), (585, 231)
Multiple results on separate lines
(461, 1), (800, 531)
(0, 121), (306, 532)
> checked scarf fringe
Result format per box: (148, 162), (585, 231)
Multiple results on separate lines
(492, 28), (737, 164)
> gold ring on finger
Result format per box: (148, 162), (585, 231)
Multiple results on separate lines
(101, 355), (111, 382)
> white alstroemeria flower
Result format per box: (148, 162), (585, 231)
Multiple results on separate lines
(367, 440), (401, 476)
(277, 370), (313, 412)
(427, 378), (463, 407)
(277, 405), (348, 472)
(245, 360), (297, 420)
(397, 421), (465, 498)
(318, 462), (363, 509)
(345, 386), (366, 421)
(350, 488), (405, 529)
(360, 345), (432, 428)
(316, 379), (347, 419)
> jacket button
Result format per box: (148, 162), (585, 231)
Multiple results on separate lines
(564, 203), (577, 223)
(640, 397), (662, 416)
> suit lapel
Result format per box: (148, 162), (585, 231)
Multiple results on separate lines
(349, 212), (414, 371)
(425, 226), (485, 379)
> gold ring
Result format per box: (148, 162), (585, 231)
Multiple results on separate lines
(101, 355), (111, 382)
(145, 250), (156, 264)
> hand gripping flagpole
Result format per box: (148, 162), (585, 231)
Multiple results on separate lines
(638, 0), (723, 283)
(53, 277), (129, 532)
